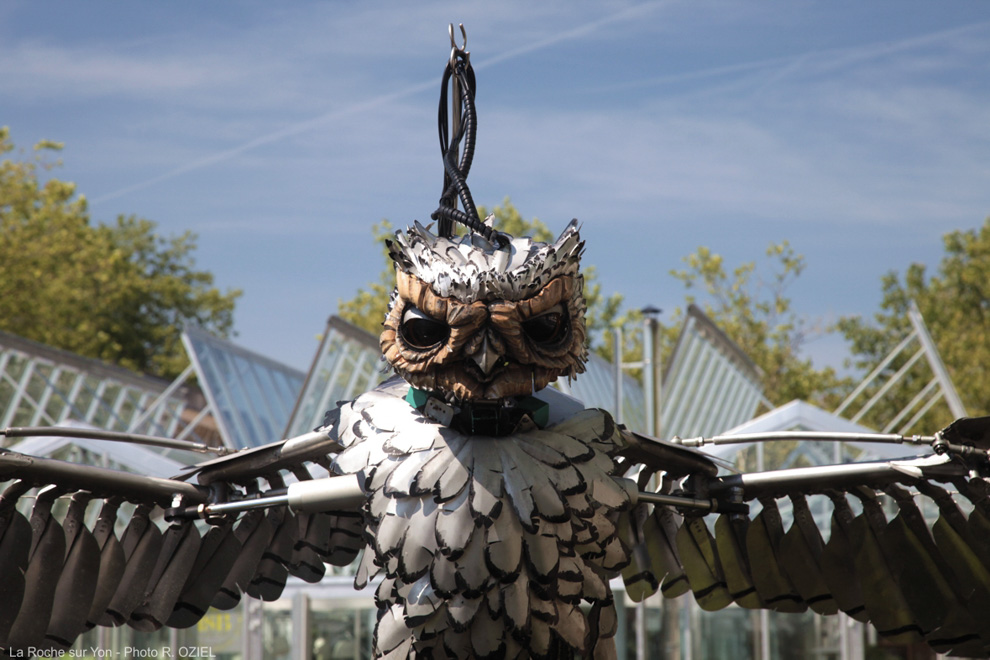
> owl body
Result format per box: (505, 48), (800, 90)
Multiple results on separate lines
(330, 376), (636, 659)
(322, 219), (643, 658)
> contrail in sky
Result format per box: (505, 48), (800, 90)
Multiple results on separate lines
(93, 8), (988, 206)
(91, 79), (436, 203)
(591, 19), (990, 94)
(91, 3), (662, 205)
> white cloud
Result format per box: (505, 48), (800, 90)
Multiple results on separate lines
(0, 40), (239, 97)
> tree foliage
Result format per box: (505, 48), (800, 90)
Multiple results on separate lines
(336, 218), (397, 337)
(337, 198), (625, 350)
(337, 201), (849, 410)
(666, 241), (849, 409)
(836, 218), (990, 431)
(0, 128), (241, 378)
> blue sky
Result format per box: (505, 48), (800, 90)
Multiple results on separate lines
(3, 1), (989, 374)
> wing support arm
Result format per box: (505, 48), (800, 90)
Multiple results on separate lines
(165, 473), (365, 520)
(618, 429), (719, 478)
(0, 449), (208, 507)
(708, 455), (968, 501)
(175, 411), (344, 486)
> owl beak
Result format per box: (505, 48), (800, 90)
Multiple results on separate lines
(470, 333), (502, 376)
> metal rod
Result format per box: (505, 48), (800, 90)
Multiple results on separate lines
(899, 390), (944, 436)
(850, 347), (925, 424)
(883, 377), (938, 434)
(169, 473), (366, 519)
(0, 449), (208, 505)
(613, 327), (623, 425)
(909, 300), (968, 418)
(126, 363), (195, 433)
(2, 425), (225, 454)
(711, 458), (967, 499)
(204, 492), (290, 515)
(175, 404), (213, 443)
(672, 430), (933, 448)
(175, 476), (727, 519)
(635, 490), (713, 511)
(834, 330), (917, 417)
(643, 313), (657, 437)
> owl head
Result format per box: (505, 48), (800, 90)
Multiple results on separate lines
(380, 219), (588, 403)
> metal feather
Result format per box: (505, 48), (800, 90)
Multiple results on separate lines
(46, 493), (100, 649)
(778, 495), (837, 615)
(83, 500), (126, 631)
(403, 573), (441, 627)
(713, 514), (762, 609)
(213, 510), (273, 609)
(130, 520), (202, 632)
(384, 450), (435, 498)
(840, 494), (922, 642)
(746, 498), (805, 613)
(446, 593), (481, 631)
(440, 627), (473, 657)
(436, 448), (471, 502)
(501, 574), (531, 635)
(168, 521), (240, 628)
(455, 520), (489, 596)
(578, 559), (609, 601)
(600, 534), (628, 573)
(675, 517), (732, 611)
(375, 603), (410, 655)
(7, 487), (67, 652)
(653, 504), (690, 598)
(376, 511), (407, 559)
(468, 601), (504, 658)
(516, 433), (571, 468)
(819, 493), (870, 622)
(398, 503), (438, 580)
(529, 614), (552, 658)
(500, 451), (538, 531)
(412, 447), (457, 496)
(555, 601), (589, 651)
(325, 511), (364, 565)
(435, 487), (475, 560)
(246, 508), (294, 601)
(557, 554), (584, 602)
(617, 505), (659, 602)
(289, 475), (336, 576)
(0, 485), (32, 646)
(523, 524), (560, 583)
(485, 507), (523, 579)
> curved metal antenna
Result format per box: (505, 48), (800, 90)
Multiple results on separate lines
(449, 22), (468, 64)
(1, 426), (227, 455)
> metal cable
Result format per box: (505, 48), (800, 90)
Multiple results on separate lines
(432, 28), (504, 245)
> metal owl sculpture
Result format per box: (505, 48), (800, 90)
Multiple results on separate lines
(3, 24), (990, 660)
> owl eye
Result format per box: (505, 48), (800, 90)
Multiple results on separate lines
(522, 305), (568, 345)
(400, 306), (450, 349)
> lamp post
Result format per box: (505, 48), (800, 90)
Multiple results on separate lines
(637, 306), (662, 660)
(641, 306), (662, 438)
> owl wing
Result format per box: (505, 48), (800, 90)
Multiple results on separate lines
(7, 404), (990, 659)
(0, 406), (365, 655)
(617, 415), (990, 658)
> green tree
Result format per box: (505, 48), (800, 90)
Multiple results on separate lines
(336, 218), (397, 336)
(0, 127), (241, 378)
(836, 218), (990, 431)
(666, 241), (849, 408)
(337, 198), (626, 351)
